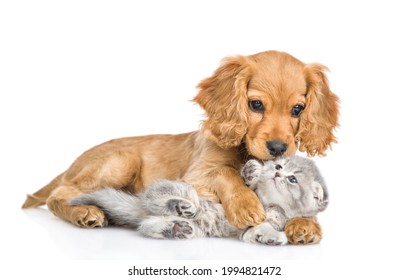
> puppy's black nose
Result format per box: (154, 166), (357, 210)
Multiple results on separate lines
(266, 140), (288, 157)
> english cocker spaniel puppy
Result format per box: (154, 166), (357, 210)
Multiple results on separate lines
(22, 50), (339, 244)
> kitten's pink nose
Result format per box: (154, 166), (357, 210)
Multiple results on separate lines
(275, 172), (281, 178)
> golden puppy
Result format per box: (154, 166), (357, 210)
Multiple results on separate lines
(22, 50), (339, 243)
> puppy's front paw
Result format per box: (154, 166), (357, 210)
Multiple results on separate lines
(241, 160), (262, 188)
(284, 217), (322, 245)
(226, 189), (265, 229)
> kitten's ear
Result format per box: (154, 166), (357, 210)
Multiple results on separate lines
(312, 181), (329, 211)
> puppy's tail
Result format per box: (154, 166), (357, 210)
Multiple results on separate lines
(22, 173), (64, 209)
(69, 188), (146, 228)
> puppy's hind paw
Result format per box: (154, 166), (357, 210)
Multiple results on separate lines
(70, 205), (107, 228)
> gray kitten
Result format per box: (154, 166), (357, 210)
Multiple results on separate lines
(70, 155), (328, 245)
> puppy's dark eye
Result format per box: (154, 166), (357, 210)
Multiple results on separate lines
(287, 176), (298, 184)
(275, 164), (283, 170)
(291, 105), (304, 117)
(249, 100), (264, 112)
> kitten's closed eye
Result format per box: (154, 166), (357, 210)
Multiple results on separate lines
(275, 164), (283, 170)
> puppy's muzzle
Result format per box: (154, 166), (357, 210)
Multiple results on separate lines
(266, 140), (288, 157)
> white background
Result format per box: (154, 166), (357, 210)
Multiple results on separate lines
(1, 0), (407, 279)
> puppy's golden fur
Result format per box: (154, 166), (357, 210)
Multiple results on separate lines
(285, 217), (323, 245)
(22, 51), (339, 243)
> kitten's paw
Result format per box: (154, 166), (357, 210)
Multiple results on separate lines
(167, 199), (197, 218)
(163, 220), (194, 240)
(255, 231), (288, 245)
(241, 160), (262, 187)
(139, 216), (195, 240)
(284, 217), (322, 245)
(242, 223), (287, 245)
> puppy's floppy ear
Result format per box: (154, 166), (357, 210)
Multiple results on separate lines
(194, 56), (252, 149)
(296, 63), (340, 156)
